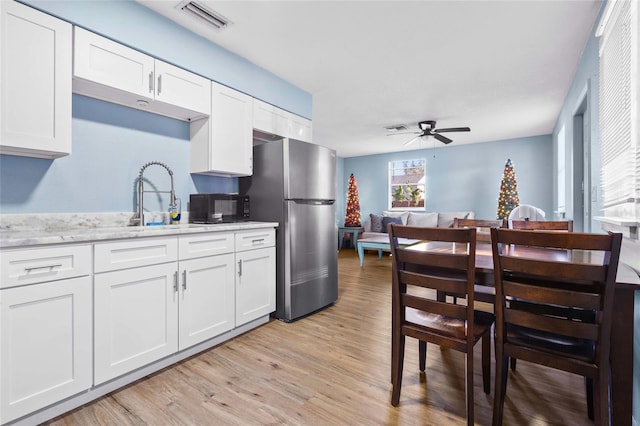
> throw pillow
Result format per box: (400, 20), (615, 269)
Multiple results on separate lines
(382, 215), (403, 233)
(369, 213), (384, 233)
(407, 212), (438, 227)
(383, 210), (410, 225)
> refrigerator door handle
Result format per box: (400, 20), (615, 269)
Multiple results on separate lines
(287, 199), (335, 205)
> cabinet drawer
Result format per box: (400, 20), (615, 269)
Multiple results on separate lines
(179, 232), (234, 260)
(1, 244), (91, 289)
(235, 229), (275, 252)
(94, 237), (177, 273)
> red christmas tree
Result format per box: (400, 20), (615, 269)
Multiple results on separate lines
(344, 173), (361, 227)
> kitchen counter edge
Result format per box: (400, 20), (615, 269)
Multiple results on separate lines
(0, 222), (279, 249)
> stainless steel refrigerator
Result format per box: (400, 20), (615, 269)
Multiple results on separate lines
(240, 138), (338, 321)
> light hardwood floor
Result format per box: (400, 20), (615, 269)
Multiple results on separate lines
(46, 249), (591, 426)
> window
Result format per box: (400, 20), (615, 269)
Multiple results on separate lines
(557, 125), (566, 213)
(389, 159), (425, 209)
(597, 0), (639, 220)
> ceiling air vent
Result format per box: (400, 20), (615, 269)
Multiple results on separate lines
(178, 0), (231, 30)
(385, 124), (408, 132)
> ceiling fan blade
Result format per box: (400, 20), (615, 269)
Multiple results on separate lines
(434, 127), (470, 133)
(404, 135), (421, 146)
(433, 133), (453, 144)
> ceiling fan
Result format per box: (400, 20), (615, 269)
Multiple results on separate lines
(386, 120), (471, 146)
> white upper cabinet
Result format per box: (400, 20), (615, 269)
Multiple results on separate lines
(0, 1), (72, 159)
(73, 27), (210, 121)
(73, 27), (154, 101)
(253, 99), (291, 138)
(253, 99), (312, 142)
(191, 82), (253, 176)
(289, 114), (313, 142)
(153, 60), (210, 117)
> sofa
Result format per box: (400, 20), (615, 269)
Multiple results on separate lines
(362, 210), (475, 240)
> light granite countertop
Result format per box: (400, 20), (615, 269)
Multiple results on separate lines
(0, 213), (278, 248)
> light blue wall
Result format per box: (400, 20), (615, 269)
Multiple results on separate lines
(339, 135), (552, 224)
(552, 2), (602, 233)
(335, 157), (345, 225)
(1, 95), (236, 213)
(1, 0), (311, 214)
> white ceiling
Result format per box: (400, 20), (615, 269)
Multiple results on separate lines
(138, 0), (602, 158)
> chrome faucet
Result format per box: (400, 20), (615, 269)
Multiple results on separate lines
(132, 161), (175, 226)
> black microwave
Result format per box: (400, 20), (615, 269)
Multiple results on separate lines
(189, 194), (250, 223)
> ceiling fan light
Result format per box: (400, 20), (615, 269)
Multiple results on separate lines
(179, 1), (231, 30)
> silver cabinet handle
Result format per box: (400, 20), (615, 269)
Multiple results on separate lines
(173, 271), (178, 292)
(252, 238), (265, 245)
(24, 264), (62, 272)
(157, 74), (162, 95)
(182, 270), (187, 290)
(149, 71), (154, 93)
(238, 259), (242, 277)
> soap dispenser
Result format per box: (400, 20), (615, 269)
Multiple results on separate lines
(169, 198), (181, 224)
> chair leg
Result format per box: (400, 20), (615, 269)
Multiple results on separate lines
(466, 351), (474, 426)
(482, 334), (490, 394)
(585, 377), (594, 420)
(391, 334), (405, 406)
(593, 370), (610, 426)
(492, 353), (508, 426)
(510, 357), (517, 371)
(419, 340), (426, 372)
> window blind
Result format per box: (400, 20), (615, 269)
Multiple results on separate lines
(597, 0), (639, 219)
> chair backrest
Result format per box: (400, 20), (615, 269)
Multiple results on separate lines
(507, 204), (546, 221)
(454, 218), (505, 243)
(490, 228), (622, 375)
(453, 218), (506, 228)
(388, 224), (477, 350)
(509, 219), (573, 231)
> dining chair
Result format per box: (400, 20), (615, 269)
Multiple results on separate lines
(452, 218), (506, 305)
(506, 219), (574, 371)
(507, 204), (546, 221)
(388, 224), (495, 425)
(454, 218), (507, 243)
(490, 228), (622, 425)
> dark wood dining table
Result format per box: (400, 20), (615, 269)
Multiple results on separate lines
(406, 240), (640, 424)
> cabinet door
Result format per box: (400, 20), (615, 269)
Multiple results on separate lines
(290, 114), (313, 142)
(94, 263), (178, 384)
(236, 247), (276, 326)
(253, 99), (290, 138)
(0, 277), (92, 424)
(179, 254), (235, 349)
(0, 1), (72, 158)
(209, 82), (253, 176)
(154, 60), (210, 116)
(73, 27), (154, 100)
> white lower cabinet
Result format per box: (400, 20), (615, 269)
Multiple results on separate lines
(0, 244), (92, 425)
(0, 227), (275, 423)
(93, 233), (238, 384)
(235, 230), (276, 326)
(179, 253), (235, 349)
(93, 262), (179, 385)
(235, 246), (276, 327)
